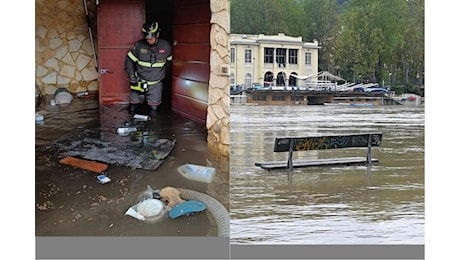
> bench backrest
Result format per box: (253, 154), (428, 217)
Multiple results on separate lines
(274, 133), (383, 152)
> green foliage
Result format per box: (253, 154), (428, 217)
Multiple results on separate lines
(301, 0), (339, 70)
(231, 0), (308, 37)
(230, 0), (424, 89)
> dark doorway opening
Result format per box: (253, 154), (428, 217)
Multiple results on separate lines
(145, 0), (174, 111)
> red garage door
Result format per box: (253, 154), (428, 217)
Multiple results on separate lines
(171, 0), (211, 123)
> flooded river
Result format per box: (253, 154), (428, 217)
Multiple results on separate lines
(230, 104), (424, 244)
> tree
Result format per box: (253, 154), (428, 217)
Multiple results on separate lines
(230, 0), (424, 87)
(332, 1), (383, 82)
(230, 0), (305, 36)
(302, 0), (340, 71)
(331, 0), (422, 85)
(400, 0), (424, 87)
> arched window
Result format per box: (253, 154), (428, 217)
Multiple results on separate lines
(264, 71), (274, 87)
(289, 72), (298, 87)
(244, 73), (252, 88)
(276, 72), (286, 86)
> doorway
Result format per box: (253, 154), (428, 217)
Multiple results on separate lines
(97, 0), (211, 123)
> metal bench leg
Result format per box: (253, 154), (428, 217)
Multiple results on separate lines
(287, 139), (294, 171)
(366, 134), (372, 169)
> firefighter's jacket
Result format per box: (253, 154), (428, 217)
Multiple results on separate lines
(125, 38), (172, 83)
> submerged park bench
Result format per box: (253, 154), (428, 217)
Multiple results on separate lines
(255, 133), (383, 171)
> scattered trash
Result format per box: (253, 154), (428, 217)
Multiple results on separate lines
(41, 129), (176, 171)
(35, 113), (44, 122)
(125, 185), (167, 223)
(54, 88), (73, 104)
(50, 99), (56, 106)
(136, 199), (164, 217)
(178, 163), (216, 183)
(117, 127), (137, 135)
(97, 174), (111, 184)
(76, 91), (89, 97)
(59, 156), (108, 173)
(133, 114), (150, 121)
(160, 186), (185, 208)
(125, 207), (146, 221)
(169, 200), (207, 219)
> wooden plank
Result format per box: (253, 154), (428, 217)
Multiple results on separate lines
(59, 156), (108, 173)
(255, 157), (379, 170)
(274, 133), (382, 152)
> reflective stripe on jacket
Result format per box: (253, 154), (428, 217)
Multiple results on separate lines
(125, 38), (172, 82)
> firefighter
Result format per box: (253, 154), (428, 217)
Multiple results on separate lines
(125, 21), (172, 114)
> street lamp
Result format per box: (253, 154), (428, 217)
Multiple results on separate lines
(388, 72), (392, 98)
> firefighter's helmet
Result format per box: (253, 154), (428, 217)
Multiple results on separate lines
(142, 21), (160, 39)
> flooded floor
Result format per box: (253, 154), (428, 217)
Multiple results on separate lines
(35, 95), (229, 236)
(230, 105), (425, 244)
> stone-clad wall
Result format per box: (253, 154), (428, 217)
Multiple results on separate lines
(207, 0), (230, 157)
(35, 0), (98, 95)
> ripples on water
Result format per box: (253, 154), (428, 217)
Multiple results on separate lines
(230, 105), (424, 244)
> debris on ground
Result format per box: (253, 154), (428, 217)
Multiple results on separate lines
(125, 185), (208, 222)
(59, 156), (108, 173)
(38, 129), (176, 171)
(160, 186), (185, 209)
(125, 185), (166, 222)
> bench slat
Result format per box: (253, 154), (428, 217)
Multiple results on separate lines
(255, 157), (379, 170)
(274, 133), (382, 152)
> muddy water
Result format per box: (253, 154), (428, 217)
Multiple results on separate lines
(35, 96), (229, 236)
(230, 105), (424, 244)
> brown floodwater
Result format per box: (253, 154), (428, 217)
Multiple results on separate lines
(230, 104), (425, 244)
(35, 95), (229, 236)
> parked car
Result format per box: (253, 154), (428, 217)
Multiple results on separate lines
(364, 87), (388, 93)
(252, 83), (263, 90)
(352, 86), (364, 92)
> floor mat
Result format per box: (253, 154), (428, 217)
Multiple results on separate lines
(39, 129), (176, 171)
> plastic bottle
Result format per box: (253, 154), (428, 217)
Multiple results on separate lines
(35, 113), (44, 121)
(117, 127), (137, 135)
(178, 163), (216, 183)
(76, 91), (89, 97)
(133, 114), (150, 121)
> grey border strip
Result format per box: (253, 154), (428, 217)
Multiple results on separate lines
(36, 237), (423, 259)
(36, 237), (230, 259)
(230, 245), (424, 259)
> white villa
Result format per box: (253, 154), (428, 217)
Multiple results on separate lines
(229, 33), (320, 89)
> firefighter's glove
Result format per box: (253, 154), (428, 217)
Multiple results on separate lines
(129, 75), (138, 85)
(129, 75), (145, 92)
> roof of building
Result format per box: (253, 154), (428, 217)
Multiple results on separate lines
(230, 33), (320, 48)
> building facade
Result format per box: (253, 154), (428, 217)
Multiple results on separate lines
(229, 33), (320, 89)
